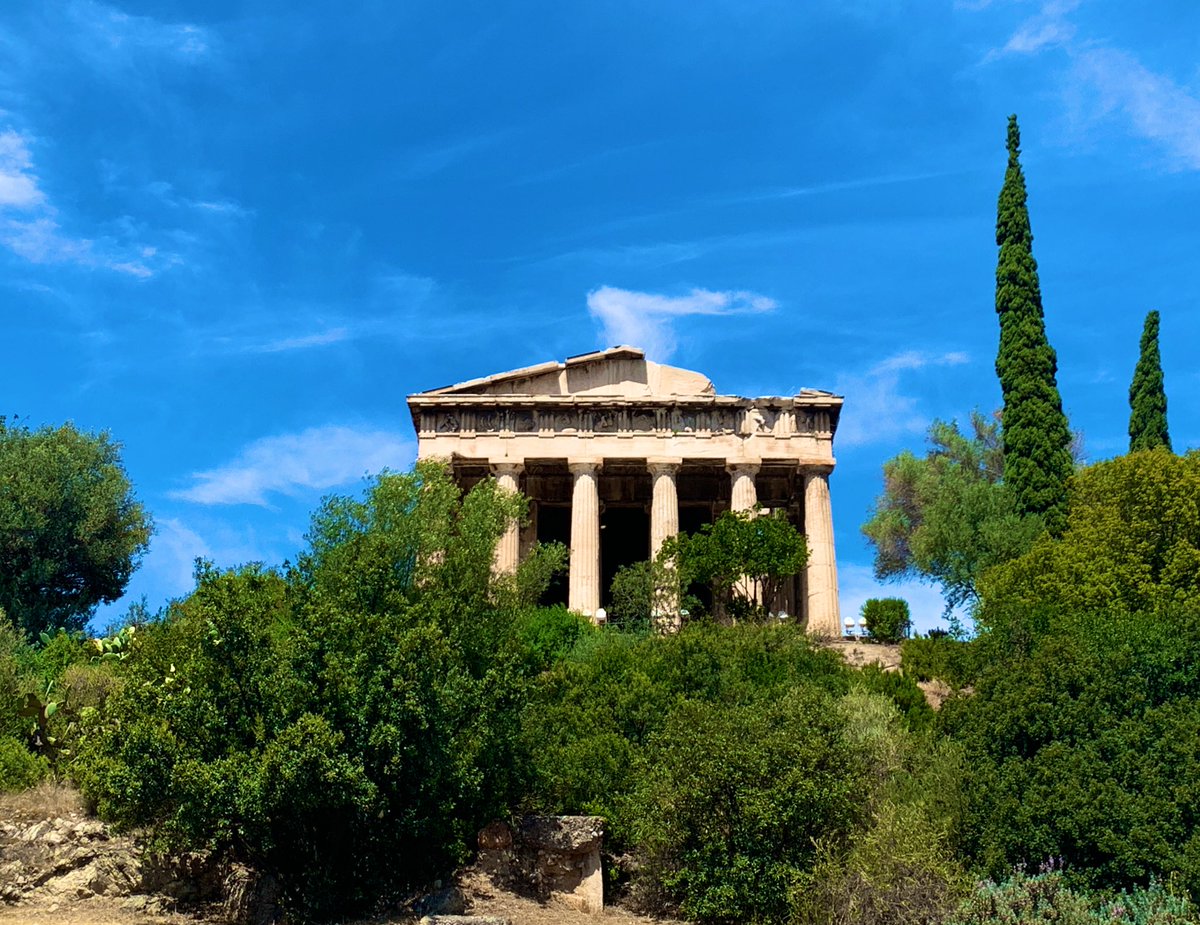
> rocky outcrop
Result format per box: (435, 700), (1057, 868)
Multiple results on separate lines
(477, 815), (604, 913)
(0, 813), (278, 923)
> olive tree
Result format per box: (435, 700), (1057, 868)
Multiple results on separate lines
(0, 422), (151, 635)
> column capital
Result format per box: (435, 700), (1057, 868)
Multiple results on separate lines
(801, 463), (835, 478)
(647, 456), (683, 476)
(568, 458), (604, 476)
(489, 459), (525, 477)
(726, 459), (761, 477)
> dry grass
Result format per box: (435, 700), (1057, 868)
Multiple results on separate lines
(0, 779), (86, 822)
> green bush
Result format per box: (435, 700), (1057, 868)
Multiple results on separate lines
(943, 608), (1200, 896)
(862, 598), (911, 643)
(945, 870), (1198, 925)
(521, 623), (849, 824)
(513, 605), (593, 673)
(73, 465), (540, 922)
(624, 689), (862, 924)
(856, 665), (934, 731)
(900, 635), (979, 687)
(0, 735), (48, 792)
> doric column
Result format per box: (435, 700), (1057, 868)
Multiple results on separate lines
(568, 459), (603, 619)
(648, 457), (682, 633)
(727, 461), (760, 512)
(490, 460), (524, 575)
(803, 466), (841, 636)
(648, 457), (682, 558)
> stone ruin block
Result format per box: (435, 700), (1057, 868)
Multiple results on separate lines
(477, 815), (604, 913)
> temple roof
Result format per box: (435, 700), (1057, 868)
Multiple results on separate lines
(415, 346), (719, 399)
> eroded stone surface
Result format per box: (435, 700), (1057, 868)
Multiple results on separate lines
(477, 816), (605, 914)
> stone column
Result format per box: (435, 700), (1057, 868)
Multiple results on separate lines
(491, 460), (524, 575)
(648, 457), (682, 557)
(727, 461), (760, 512)
(648, 457), (682, 633)
(568, 459), (603, 619)
(727, 461), (761, 609)
(803, 466), (841, 636)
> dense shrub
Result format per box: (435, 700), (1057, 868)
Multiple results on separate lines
(521, 623), (849, 822)
(625, 689), (862, 924)
(942, 608), (1200, 896)
(512, 605), (594, 673)
(863, 598), (912, 643)
(792, 689), (968, 925)
(945, 870), (1198, 925)
(901, 635), (979, 688)
(0, 735), (48, 791)
(856, 664), (934, 731)
(73, 464), (556, 922)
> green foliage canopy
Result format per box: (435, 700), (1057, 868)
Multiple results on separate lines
(0, 423), (151, 635)
(1129, 310), (1171, 453)
(994, 115), (1073, 533)
(664, 509), (807, 621)
(863, 414), (1044, 612)
(861, 598), (912, 643)
(74, 463), (558, 921)
(943, 608), (1200, 897)
(979, 450), (1200, 626)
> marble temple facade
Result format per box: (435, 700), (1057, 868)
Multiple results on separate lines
(406, 347), (843, 635)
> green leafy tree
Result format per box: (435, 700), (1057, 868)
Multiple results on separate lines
(74, 463), (562, 921)
(663, 509), (807, 622)
(995, 115), (1073, 533)
(863, 414), (1043, 613)
(1129, 310), (1171, 453)
(626, 689), (862, 925)
(942, 608), (1200, 897)
(979, 449), (1200, 628)
(0, 423), (151, 635)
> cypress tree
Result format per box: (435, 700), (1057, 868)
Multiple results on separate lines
(994, 115), (1073, 533)
(1128, 310), (1171, 452)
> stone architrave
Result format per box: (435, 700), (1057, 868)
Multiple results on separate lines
(406, 346), (844, 633)
(568, 459), (602, 618)
(803, 467), (841, 635)
(490, 460), (523, 574)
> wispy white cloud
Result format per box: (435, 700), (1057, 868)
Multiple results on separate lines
(980, 1), (1200, 171)
(145, 180), (251, 218)
(66, 0), (215, 64)
(586, 285), (777, 362)
(246, 328), (351, 354)
(833, 350), (969, 447)
(148, 517), (212, 595)
(171, 426), (415, 506)
(0, 131), (45, 209)
(987, 0), (1078, 58)
(0, 127), (178, 276)
(1069, 48), (1200, 170)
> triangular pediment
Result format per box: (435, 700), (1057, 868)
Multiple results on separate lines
(418, 346), (717, 398)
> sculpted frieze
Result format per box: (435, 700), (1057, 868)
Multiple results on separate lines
(421, 402), (823, 439)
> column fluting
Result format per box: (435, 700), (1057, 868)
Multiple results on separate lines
(490, 460), (524, 575)
(568, 459), (603, 619)
(803, 466), (841, 636)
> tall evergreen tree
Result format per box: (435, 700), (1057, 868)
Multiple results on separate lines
(994, 114), (1073, 533)
(1128, 310), (1171, 452)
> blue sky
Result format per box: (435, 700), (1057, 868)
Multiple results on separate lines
(3, 0), (1199, 633)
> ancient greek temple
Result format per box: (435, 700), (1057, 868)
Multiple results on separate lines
(407, 347), (843, 635)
